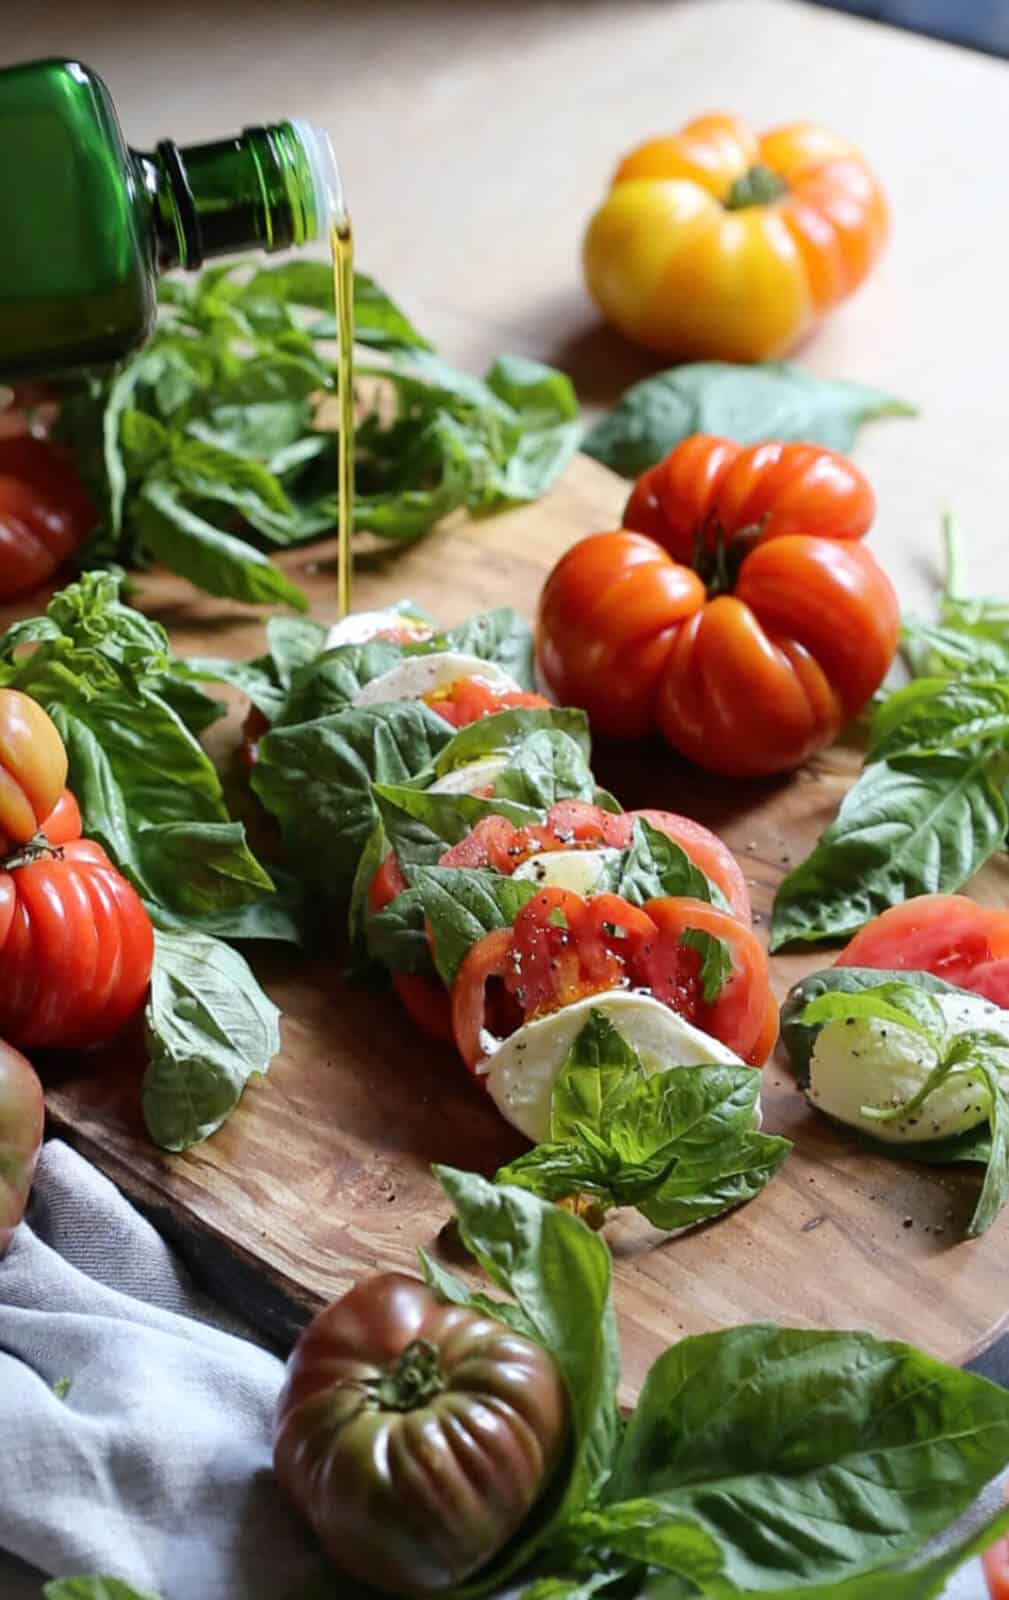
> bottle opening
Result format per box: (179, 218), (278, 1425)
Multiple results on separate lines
(290, 119), (347, 237)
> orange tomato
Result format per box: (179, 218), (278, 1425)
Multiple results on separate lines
(583, 113), (888, 361)
(536, 436), (898, 777)
(0, 689), (69, 854)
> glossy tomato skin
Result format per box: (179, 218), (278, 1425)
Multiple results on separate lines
(0, 1039), (44, 1256)
(537, 531), (703, 739)
(451, 887), (776, 1072)
(584, 114), (888, 362)
(0, 689), (68, 853)
(39, 788), (82, 846)
(0, 438), (95, 601)
(836, 894), (1009, 1007)
(426, 680), (550, 729)
(536, 438), (898, 777)
(273, 1273), (568, 1597)
(0, 839), (154, 1049)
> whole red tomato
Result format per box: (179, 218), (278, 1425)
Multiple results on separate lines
(0, 689), (69, 853)
(0, 1039), (44, 1256)
(536, 436), (898, 776)
(273, 1273), (568, 1596)
(0, 436), (95, 601)
(0, 838), (154, 1049)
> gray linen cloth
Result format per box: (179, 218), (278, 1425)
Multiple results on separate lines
(0, 1141), (1000, 1599)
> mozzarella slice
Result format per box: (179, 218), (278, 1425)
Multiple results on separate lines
(352, 652), (521, 710)
(324, 609), (430, 649)
(808, 990), (1009, 1143)
(512, 848), (620, 898)
(427, 757), (511, 796)
(483, 990), (747, 1143)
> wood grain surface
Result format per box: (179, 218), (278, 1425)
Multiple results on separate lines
(10, 449), (1006, 1403)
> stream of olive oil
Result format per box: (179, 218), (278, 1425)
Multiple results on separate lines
(331, 220), (355, 618)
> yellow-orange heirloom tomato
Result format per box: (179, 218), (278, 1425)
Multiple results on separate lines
(583, 114), (889, 362)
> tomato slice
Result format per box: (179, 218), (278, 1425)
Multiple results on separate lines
(451, 888), (775, 1072)
(638, 897), (773, 1062)
(837, 894), (1009, 1004)
(424, 678), (551, 729)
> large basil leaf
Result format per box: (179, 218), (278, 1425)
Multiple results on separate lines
(276, 640), (407, 725)
(431, 1168), (620, 1594)
(493, 729), (597, 809)
(439, 605), (537, 691)
(583, 362), (914, 478)
(615, 819), (729, 912)
(373, 783), (540, 870)
(44, 1581), (166, 1600)
(606, 1325), (1009, 1591)
(770, 754), (1007, 950)
(780, 966), (963, 1086)
(434, 706), (592, 775)
(499, 1010), (789, 1232)
(252, 701), (454, 894)
(143, 930), (280, 1150)
(409, 865), (538, 985)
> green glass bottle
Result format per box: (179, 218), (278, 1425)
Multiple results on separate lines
(0, 58), (344, 382)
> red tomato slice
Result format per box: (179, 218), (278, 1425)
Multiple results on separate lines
(638, 897), (773, 1063)
(837, 894), (1009, 1005)
(424, 678), (551, 729)
(451, 888), (775, 1072)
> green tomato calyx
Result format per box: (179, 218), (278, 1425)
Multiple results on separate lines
(373, 1338), (448, 1411)
(725, 163), (788, 210)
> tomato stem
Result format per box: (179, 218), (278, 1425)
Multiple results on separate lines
(374, 1339), (447, 1411)
(0, 831), (65, 873)
(694, 519), (763, 598)
(725, 163), (787, 210)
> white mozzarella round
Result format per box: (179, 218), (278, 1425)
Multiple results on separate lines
(352, 652), (521, 710)
(807, 990), (1008, 1143)
(512, 848), (620, 898)
(427, 757), (511, 796)
(482, 990), (747, 1143)
(324, 609), (429, 649)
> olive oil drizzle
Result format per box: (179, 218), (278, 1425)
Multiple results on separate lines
(331, 219), (355, 618)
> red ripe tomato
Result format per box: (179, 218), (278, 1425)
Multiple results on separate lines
(536, 437), (898, 776)
(39, 788), (82, 846)
(0, 689), (68, 854)
(0, 1038), (44, 1257)
(451, 885), (776, 1072)
(0, 437), (95, 601)
(836, 894), (1009, 1007)
(368, 850), (453, 1042)
(424, 677), (551, 729)
(0, 839), (154, 1049)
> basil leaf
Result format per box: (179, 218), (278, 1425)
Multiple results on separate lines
(434, 706), (591, 775)
(143, 930), (280, 1150)
(678, 928), (733, 1003)
(563, 1501), (724, 1585)
(870, 676), (1009, 760)
(780, 967), (965, 1087)
(606, 1325), (1009, 1590)
(902, 615), (1009, 680)
(44, 1581), (166, 1600)
(252, 701), (454, 896)
(135, 482), (308, 611)
(410, 865), (538, 986)
(133, 821), (275, 917)
(277, 640), (406, 724)
(964, 1058), (1009, 1236)
(770, 754), (1008, 949)
(263, 615), (328, 687)
(184, 656), (287, 722)
(373, 783), (540, 870)
(493, 729), (597, 810)
(699, 1500), (1009, 1599)
(432, 1167), (620, 1591)
(500, 1010), (789, 1233)
(797, 982), (948, 1049)
(616, 818), (729, 912)
(583, 362), (914, 478)
(438, 606), (537, 690)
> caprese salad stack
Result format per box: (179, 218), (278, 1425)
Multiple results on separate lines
(243, 601), (779, 1149)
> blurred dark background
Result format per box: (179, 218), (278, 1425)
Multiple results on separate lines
(814, 0), (1009, 55)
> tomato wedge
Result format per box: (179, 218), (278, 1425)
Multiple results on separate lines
(424, 679), (550, 729)
(452, 886), (775, 1072)
(837, 895), (1009, 1007)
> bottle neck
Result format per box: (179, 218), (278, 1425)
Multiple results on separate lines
(136, 121), (343, 271)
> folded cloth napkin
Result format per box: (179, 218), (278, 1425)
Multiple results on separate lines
(0, 1141), (1002, 1600)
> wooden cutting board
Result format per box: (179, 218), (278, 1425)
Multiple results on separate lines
(15, 451), (1009, 1398)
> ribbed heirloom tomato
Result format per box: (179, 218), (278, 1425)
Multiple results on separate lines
(0, 689), (69, 852)
(583, 113), (888, 361)
(0, 1039), (44, 1256)
(536, 436), (899, 776)
(273, 1273), (568, 1597)
(0, 436), (95, 601)
(0, 835), (154, 1050)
